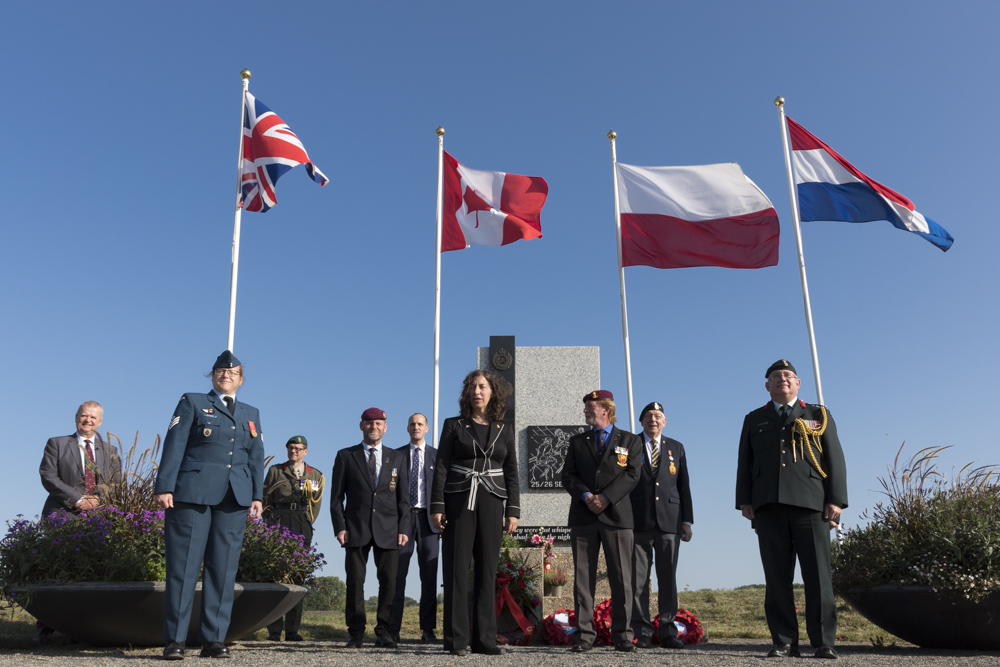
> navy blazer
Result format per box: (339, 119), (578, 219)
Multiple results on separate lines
(330, 443), (410, 550)
(153, 391), (265, 506)
(562, 426), (643, 529)
(39, 433), (119, 516)
(397, 443), (441, 535)
(629, 435), (693, 534)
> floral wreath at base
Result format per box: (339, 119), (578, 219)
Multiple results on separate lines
(652, 608), (704, 646)
(542, 607), (577, 645)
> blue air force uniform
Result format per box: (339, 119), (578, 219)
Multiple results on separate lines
(154, 384), (264, 645)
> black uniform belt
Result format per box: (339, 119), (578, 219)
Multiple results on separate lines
(274, 503), (307, 511)
(411, 507), (425, 513)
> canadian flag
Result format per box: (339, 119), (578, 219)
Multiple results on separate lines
(441, 151), (548, 252)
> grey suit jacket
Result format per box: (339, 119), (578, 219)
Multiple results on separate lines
(39, 433), (118, 516)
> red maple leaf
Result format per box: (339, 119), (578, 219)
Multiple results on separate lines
(463, 185), (493, 228)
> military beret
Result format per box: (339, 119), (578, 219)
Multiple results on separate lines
(361, 407), (387, 421)
(765, 359), (797, 378)
(213, 349), (241, 369)
(286, 435), (308, 447)
(639, 401), (664, 422)
(583, 389), (614, 402)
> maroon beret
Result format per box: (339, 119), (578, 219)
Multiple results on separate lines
(360, 407), (387, 421)
(583, 389), (614, 402)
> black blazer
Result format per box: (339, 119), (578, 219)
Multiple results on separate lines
(430, 417), (520, 519)
(330, 443), (410, 549)
(561, 426), (642, 528)
(629, 435), (693, 533)
(735, 400), (848, 513)
(396, 442), (441, 535)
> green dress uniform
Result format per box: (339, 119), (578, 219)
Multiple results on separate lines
(262, 461), (325, 637)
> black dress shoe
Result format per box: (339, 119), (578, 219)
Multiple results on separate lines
(266, 633), (281, 641)
(32, 627), (55, 645)
(471, 645), (509, 655)
(814, 646), (838, 659)
(450, 647), (469, 656)
(374, 631), (398, 648)
(614, 640), (635, 652)
(199, 642), (230, 658)
(635, 637), (654, 649)
(767, 644), (801, 658)
(661, 636), (685, 649)
(421, 629), (438, 643)
(162, 642), (185, 660)
(571, 641), (593, 652)
(346, 634), (363, 648)
(285, 632), (304, 641)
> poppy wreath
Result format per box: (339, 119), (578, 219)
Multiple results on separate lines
(593, 598), (614, 645)
(652, 608), (704, 646)
(542, 608), (577, 645)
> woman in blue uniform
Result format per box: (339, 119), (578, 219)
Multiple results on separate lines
(154, 350), (265, 660)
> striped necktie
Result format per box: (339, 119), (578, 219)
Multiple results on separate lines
(84, 440), (96, 494)
(368, 447), (378, 485)
(649, 437), (660, 471)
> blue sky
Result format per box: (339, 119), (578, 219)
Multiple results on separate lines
(4, 1), (998, 599)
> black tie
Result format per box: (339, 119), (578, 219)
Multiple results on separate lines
(780, 405), (788, 421)
(224, 396), (234, 414)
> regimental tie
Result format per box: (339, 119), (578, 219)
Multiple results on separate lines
(409, 447), (420, 507)
(84, 439), (97, 494)
(649, 437), (660, 472)
(595, 430), (607, 457)
(368, 447), (378, 485)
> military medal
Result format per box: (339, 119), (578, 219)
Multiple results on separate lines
(203, 428), (212, 437)
(201, 408), (215, 415)
(389, 468), (398, 491)
(248, 421), (257, 437)
(615, 445), (628, 468)
(667, 450), (676, 475)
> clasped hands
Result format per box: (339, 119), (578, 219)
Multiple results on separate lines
(336, 530), (409, 547)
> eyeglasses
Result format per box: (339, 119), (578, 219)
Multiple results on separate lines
(213, 369), (242, 378)
(287, 446), (306, 452)
(769, 373), (797, 381)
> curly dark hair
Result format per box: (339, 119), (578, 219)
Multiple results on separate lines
(458, 370), (511, 423)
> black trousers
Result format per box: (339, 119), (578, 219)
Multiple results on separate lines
(390, 509), (440, 636)
(441, 489), (503, 652)
(344, 539), (399, 636)
(755, 504), (837, 648)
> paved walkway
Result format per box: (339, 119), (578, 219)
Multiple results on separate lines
(3, 639), (999, 666)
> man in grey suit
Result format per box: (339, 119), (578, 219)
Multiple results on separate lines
(40, 401), (118, 517)
(389, 413), (441, 644)
(629, 401), (693, 649)
(736, 360), (848, 660)
(37, 400), (119, 642)
(561, 390), (643, 653)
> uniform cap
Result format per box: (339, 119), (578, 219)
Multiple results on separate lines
(765, 359), (797, 378)
(583, 389), (614, 402)
(361, 407), (387, 421)
(639, 401), (664, 422)
(286, 435), (308, 447)
(213, 350), (241, 369)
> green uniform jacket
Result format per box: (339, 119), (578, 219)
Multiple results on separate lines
(262, 462), (325, 541)
(735, 400), (848, 513)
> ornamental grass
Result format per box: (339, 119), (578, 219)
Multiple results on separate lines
(832, 443), (1000, 602)
(0, 432), (323, 609)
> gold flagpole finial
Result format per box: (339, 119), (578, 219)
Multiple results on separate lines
(607, 129), (617, 140)
(435, 126), (445, 137)
(241, 68), (252, 80)
(774, 96), (785, 108)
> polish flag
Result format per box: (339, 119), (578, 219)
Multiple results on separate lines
(617, 162), (779, 269)
(441, 151), (548, 252)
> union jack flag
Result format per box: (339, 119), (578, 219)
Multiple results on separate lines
(240, 91), (327, 213)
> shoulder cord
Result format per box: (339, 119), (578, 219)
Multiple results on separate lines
(791, 406), (828, 479)
(305, 475), (325, 523)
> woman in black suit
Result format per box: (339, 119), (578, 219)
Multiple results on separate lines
(430, 370), (520, 656)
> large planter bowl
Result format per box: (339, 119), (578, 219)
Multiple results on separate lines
(842, 585), (1000, 649)
(17, 581), (307, 647)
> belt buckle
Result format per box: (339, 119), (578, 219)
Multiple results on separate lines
(289, 502), (298, 511)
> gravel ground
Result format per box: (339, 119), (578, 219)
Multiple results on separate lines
(2, 639), (999, 666)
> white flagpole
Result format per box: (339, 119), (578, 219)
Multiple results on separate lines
(227, 68), (251, 353)
(775, 96), (825, 405)
(432, 126), (445, 447)
(609, 130), (636, 433)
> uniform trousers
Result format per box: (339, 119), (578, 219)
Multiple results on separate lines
(266, 516), (314, 636)
(754, 503), (837, 648)
(570, 522), (634, 645)
(632, 529), (681, 641)
(390, 509), (439, 637)
(163, 486), (248, 643)
(441, 489), (503, 652)
(345, 539), (399, 636)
